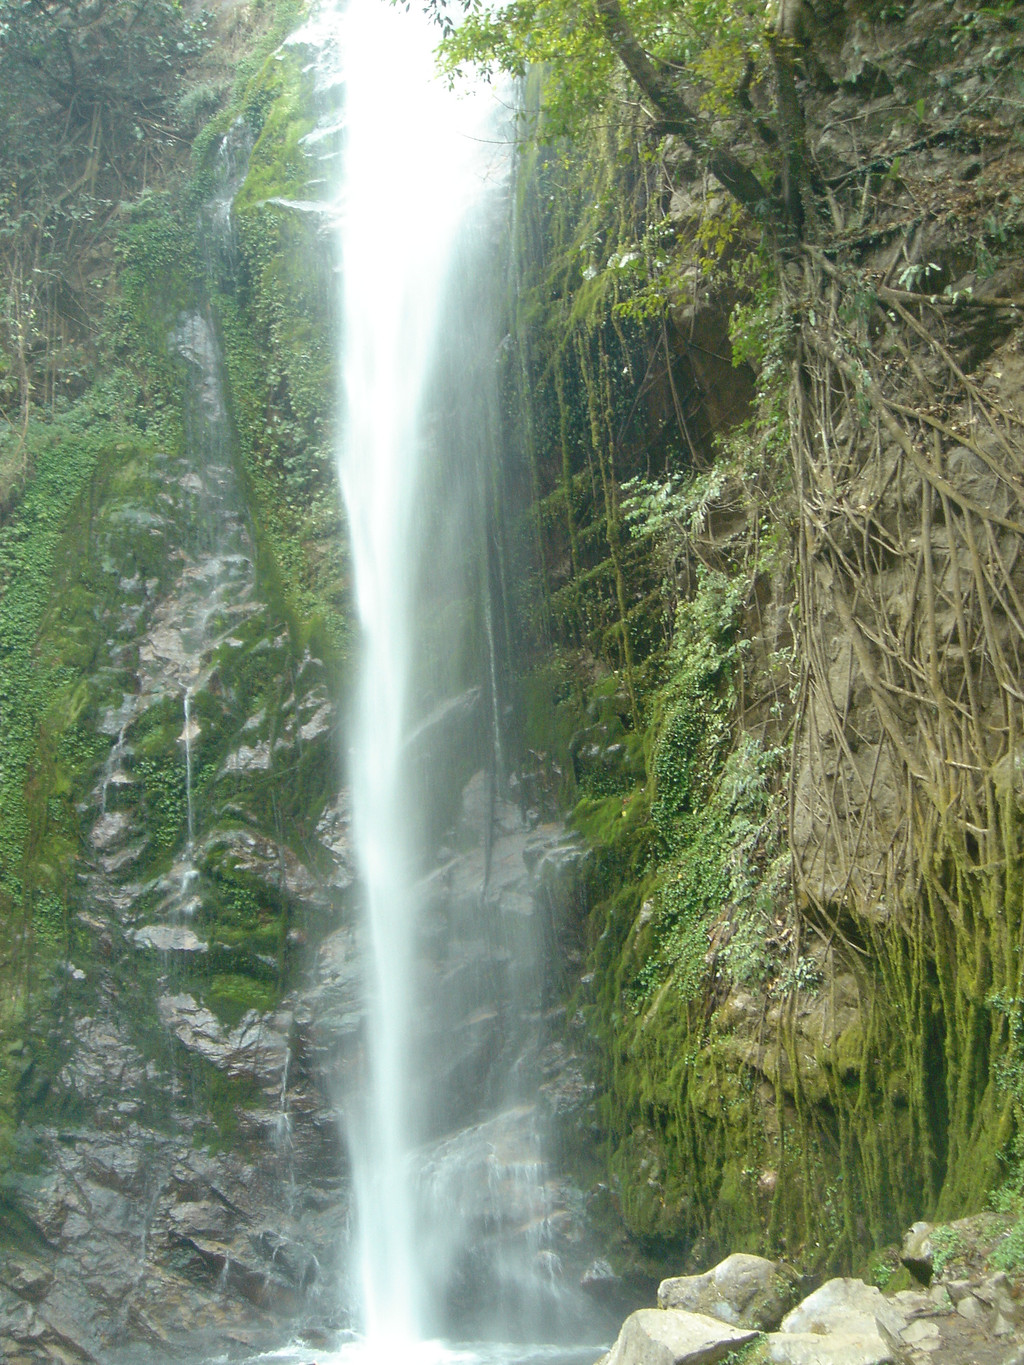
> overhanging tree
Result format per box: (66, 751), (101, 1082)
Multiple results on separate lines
(444, 0), (1024, 1236)
(441, 0), (808, 239)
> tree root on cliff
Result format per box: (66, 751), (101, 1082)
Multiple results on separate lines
(785, 243), (1024, 1231)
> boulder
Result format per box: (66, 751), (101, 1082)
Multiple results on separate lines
(887, 1288), (933, 1316)
(0, 1261), (53, 1304)
(658, 1252), (801, 1330)
(900, 1318), (941, 1349)
(766, 1334), (895, 1365)
(780, 1278), (907, 1341)
(606, 1308), (759, 1365)
(955, 1293), (986, 1323)
(900, 1220), (934, 1282)
(974, 1271), (1017, 1318)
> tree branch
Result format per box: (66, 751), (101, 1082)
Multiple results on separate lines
(592, 0), (781, 223)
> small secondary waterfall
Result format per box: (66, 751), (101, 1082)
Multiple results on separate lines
(181, 686), (198, 906)
(334, 0), (508, 1349)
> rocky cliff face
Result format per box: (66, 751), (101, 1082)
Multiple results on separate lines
(3, 0), (1024, 1355)
(0, 25), (602, 1358)
(499, 0), (1024, 1287)
(0, 299), (346, 1359)
(0, 288), (595, 1365)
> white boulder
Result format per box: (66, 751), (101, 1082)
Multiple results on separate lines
(606, 1308), (759, 1365)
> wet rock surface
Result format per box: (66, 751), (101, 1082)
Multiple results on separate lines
(2, 714), (593, 1361)
(0, 305), (350, 1359)
(0, 1122), (346, 1361)
(0, 28), (602, 1365)
(2, 564), (591, 1365)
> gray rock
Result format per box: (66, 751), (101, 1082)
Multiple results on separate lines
(298, 701), (332, 740)
(221, 740), (272, 772)
(523, 822), (588, 882)
(900, 1220), (934, 1281)
(781, 1278), (907, 1342)
(301, 925), (364, 1050)
(406, 687), (481, 767)
(90, 811), (131, 849)
(170, 1234), (302, 1312)
(766, 1333), (895, 1365)
(582, 1259), (619, 1294)
(59, 1018), (148, 1103)
(888, 1289), (933, 1316)
(157, 993), (288, 1084)
(927, 1283), (952, 1309)
(418, 1106), (552, 1236)
(606, 1308), (759, 1365)
(166, 1199), (235, 1239)
(202, 825), (325, 906)
(538, 1041), (594, 1118)
(658, 1252), (800, 1330)
(130, 923), (208, 953)
(1, 1261), (53, 1303)
(955, 1293), (987, 1323)
(900, 1318), (941, 1349)
(458, 769), (525, 843)
(255, 1230), (320, 1288)
(0, 1273), (102, 1362)
(976, 1271), (1016, 1317)
(314, 791), (355, 888)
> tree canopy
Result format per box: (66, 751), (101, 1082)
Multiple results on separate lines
(439, 0), (809, 237)
(0, 0), (208, 478)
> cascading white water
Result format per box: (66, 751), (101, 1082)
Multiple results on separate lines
(334, 0), (505, 1349)
(182, 687), (196, 875)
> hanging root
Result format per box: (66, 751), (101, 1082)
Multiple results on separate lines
(786, 245), (1024, 1212)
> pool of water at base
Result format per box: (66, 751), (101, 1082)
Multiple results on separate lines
(197, 1340), (605, 1365)
(105, 1336), (607, 1365)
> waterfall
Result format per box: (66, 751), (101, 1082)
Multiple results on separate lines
(333, 0), (507, 1348)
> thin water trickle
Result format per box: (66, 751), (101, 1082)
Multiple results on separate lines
(179, 686), (200, 913)
(483, 594), (506, 783)
(183, 688), (195, 854)
(100, 719), (131, 815)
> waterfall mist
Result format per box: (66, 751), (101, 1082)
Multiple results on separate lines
(333, 0), (516, 1348)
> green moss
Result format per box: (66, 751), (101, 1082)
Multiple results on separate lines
(0, 408), (181, 1152)
(203, 973), (280, 1027)
(209, 43), (350, 664)
(504, 65), (1024, 1274)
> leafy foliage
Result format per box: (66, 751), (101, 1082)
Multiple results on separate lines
(441, 0), (763, 143)
(0, 0), (211, 479)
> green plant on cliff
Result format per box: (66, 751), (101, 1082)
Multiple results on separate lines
(0, 0), (354, 1173)
(202, 39), (349, 659)
(443, 0), (807, 244)
(0, 408), (155, 1156)
(493, 0), (1024, 1274)
(0, 0), (210, 506)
